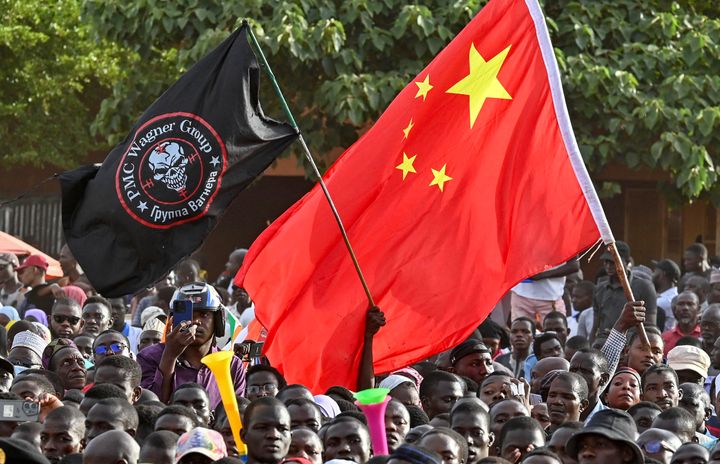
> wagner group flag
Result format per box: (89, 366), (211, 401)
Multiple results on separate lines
(236, 0), (614, 392)
(60, 25), (297, 297)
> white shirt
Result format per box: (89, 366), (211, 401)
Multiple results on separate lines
(512, 274), (566, 301)
(576, 307), (594, 339)
(657, 287), (678, 330)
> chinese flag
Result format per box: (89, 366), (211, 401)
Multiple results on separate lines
(236, 0), (612, 392)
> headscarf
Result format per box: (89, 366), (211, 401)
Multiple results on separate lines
(0, 307), (19, 324)
(379, 374), (415, 392)
(42, 338), (78, 369)
(313, 394), (341, 418)
(611, 367), (642, 386)
(62, 285), (87, 307)
(25, 309), (48, 327)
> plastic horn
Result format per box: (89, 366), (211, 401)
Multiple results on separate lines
(354, 388), (390, 455)
(201, 350), (247, 457)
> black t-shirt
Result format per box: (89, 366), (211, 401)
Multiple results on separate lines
(19, 284), (55, 316)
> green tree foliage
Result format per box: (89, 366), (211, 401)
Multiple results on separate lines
(6, 0), (720, 201)
(0, 0), (123, 166)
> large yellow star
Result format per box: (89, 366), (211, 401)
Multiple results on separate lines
(415, 75), (433, 101)
(402, 118), (414, 139)
(446, 44), (512, 128)
(429, 164), (452, 191)
(395, 153), (417, 180)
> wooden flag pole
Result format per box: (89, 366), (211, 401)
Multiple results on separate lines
(244, 21), (376, 307)
(607, 242), (651, 348)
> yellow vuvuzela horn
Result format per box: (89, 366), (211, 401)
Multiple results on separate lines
(202, 350), (247, 456)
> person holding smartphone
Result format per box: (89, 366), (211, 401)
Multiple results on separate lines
(137, 282), (246, 408)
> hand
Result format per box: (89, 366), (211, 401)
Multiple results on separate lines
(47, 283), (67, 299)
(164, 317), (197, 358)
(614, 301), (646, 333)
(364, 306), (386, 339)
(37, 393), (63, 422)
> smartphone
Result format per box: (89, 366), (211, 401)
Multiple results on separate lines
(172, 300), (193, 329)
(0, 400), (40, 422)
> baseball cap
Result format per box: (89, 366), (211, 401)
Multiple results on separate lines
(566, 409), (643, 462)
(652, 259), (681, 282)
(0, 253), (19, 267)
(449, 339), (490, 366)
(16, 255), (49, 272)
(175, 427), (227, 463)
(667, 345), (711, 379)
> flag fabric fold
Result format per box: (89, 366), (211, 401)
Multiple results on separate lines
(236, 0), (612, 392)
(61, 25), (297, 297)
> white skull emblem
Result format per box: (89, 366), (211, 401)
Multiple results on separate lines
(148, 142), (188, 192)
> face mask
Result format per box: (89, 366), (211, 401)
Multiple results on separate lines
(13, 365), (28, 376)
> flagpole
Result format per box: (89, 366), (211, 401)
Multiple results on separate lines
(243, 21), (376, 308)
(607, 242), (651, 348)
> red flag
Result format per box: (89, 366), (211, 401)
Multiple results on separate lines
(236, 0), (613, 392)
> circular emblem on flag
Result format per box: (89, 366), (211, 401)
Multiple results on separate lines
(115, 112), (227, 229)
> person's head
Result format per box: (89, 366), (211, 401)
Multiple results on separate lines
(530, 403), (550, 430)
(10, 373), (54, 401)
(170, 282), (224, 347)
(322, 416), (371, 464)
(108, 299), (128, 332)
(450, 398), (492, 463)
(449, 340), (494, 384)
(509, 318), (535, 353)
(85, 398), (139, 443)
(58, 244), (79, 276)
(479, 320), (506, 357)
(543, 312), (569, 346)
(418, 427), (468, 464)
(478, 373), (513, 408)
(135, 402), (164, 445)
(137, 326), (163, 353)
(701, 305), (720, 349)
(627, 401), (663, 435)
(496, 416), (544, 462)
(41, 406), (85, 463)
(82, 297), (114, 336)
(678, 383), (712, 433)
(571, 281), (595, 312)
(225, 249), (247, 276)
(95, 355), (142, 404)
(287, 428), (323, 464)
(604, 367), (642, 410)
(673, 291), (701, 328)
(642, 365), (682, 411)
(277, 384), (315, 404)
(80, 383), (127, 415)
(653, 259), (681, 290)
(568, 348), (609, 400)
(82, 429), (140, 464)
(547, 372), (588, 427)
(10, 421), (42, 453)
(667, 345), (711, 385)
(488, 399), (529, 441)
(670, 443), (710, 464)
(387, 381), (421, 408)
(172, 383), (211, 426)
(530, 357), (569, 394)
(286, 398), (323, 434)
(0, 253), (19, 286)
(154, 405), (200, 437)
(683, 244), (708, 274)
(241, 397), (292, 464)
(651, 407), (696, 444)
(636, 428), (682, 464)
(684, 275), (710, 304)
(547, 421), (582, 464)
(565, 409), (643, 464)
(533, 333), (564, 360)
(420, 371), (465, 419)
(139, 430), (178, 464)
(47, 344), (86, 391)
(93, 329), (131, 365)
(602, 241), (631, 276)
(246, 364), (287, 401)
(50, 298), (84, 339)
(174, 258), (201, 287)
(384, 399), (410, 453)
(175, 427), (228, 464)
(625, 327), (664, 374)
(564, 336), (590, 362)
(17, 254), (48, 287)
(73, 333), (94, 361)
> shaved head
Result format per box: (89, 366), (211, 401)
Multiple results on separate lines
(83, 430), (139, 464)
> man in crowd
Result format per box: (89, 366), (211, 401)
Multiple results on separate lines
(82, 296), (114, 337)
(448, 340), (494, 385)
(570, 280), (595, 339)
(496, 317), (534, 378)
(662, 291), (701, 354)
(49, 298), (84, 339)
(420, 371), (465, 420)
(653, 259), (681, 330)
(0, 253), (23, 309)
(109, 298), (142, 354)
(16, 254), (54, 316)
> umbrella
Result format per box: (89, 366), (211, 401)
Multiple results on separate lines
(0, 231), (63, 278)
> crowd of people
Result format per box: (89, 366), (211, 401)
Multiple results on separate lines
(1, 240), (720, 464)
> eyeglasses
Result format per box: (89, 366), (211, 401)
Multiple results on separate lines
(94, 343), (127, 356)
(246, 383), (278, 395)
(640, 440), (677, 454)
(53, 315), (81, 325)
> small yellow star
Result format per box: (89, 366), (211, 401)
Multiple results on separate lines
(429, 164), (453, 192)
(395, 153), (417, 180)
(402, 118), (414, 139)
(414, 75), (433, 101)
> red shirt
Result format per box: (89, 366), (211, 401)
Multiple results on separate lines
(662, 324), (701, 354)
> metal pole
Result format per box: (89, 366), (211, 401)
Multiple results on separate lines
(243, 21), (375, 307)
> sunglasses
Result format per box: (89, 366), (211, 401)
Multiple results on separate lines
(94, 343), (127, 356)
(53, 315), (81, 325)
(640, 440), (676, 454)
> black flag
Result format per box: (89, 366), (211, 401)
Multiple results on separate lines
(60, 25), (297, 297)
